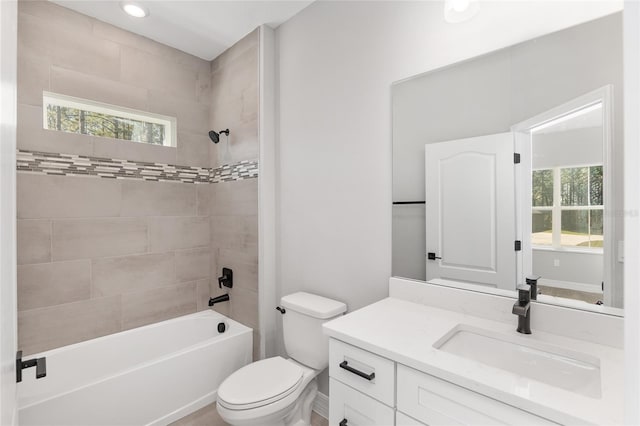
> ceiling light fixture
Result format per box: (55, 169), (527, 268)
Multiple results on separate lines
(444, 0), (480, 23)
(120, 2), (149, 18)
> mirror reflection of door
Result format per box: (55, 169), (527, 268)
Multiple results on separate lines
(516, 87), (613, 306)
(425, 133), (516, 290)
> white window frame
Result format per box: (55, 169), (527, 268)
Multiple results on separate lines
(512, 85), (614, 305)
(532, 165), (604, 251)
(42, 91), (177, 147)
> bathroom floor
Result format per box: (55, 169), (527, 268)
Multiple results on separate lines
(170, 403), (328, 426)
(538, 285), (603, 305)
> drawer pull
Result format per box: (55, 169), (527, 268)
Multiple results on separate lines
(339, 360), (375, 381)
(339, 419), (348, 426)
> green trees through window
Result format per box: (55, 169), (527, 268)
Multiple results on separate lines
(46, 105), (167, 145)
(532, 166), (603, 249)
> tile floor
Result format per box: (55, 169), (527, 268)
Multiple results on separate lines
(538, 285), (603, 305)
(170, 403), (328, 426)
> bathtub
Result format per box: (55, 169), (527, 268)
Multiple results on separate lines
(18, 310), (252, 426)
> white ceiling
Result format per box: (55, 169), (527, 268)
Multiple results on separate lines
(50, 0), (314, 60)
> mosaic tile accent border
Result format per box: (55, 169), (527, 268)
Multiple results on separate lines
(16, 150), (258, 184)
(211, 160), (259, 183)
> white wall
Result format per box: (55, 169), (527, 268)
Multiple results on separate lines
(624, 1), (640, 423)
(0, 0), (18, 423)
(275, 0), (623, 394)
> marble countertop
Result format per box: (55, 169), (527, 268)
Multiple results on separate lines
(323, 297), (623, 425)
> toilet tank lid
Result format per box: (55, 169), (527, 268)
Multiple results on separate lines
(281, 292), (346, 319)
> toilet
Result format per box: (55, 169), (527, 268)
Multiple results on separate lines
(216, 292), (346, 426)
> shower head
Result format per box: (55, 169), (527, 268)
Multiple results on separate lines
(208, 129), (230, 144)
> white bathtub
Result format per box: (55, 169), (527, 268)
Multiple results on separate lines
(18, 310), (252, 426)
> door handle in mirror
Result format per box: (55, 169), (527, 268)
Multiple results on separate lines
(427, 252), (442, 260)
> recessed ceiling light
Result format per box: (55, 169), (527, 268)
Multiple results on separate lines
(120, 2), (149, 18)
(444, 0), (480, 23)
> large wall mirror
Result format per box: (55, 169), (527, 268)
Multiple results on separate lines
(392, 12), (624, 313)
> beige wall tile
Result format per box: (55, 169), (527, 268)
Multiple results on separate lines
(210, 180), (258, 217)
(17, 220), (51, 265)
(209, 283), (230, 317)
(18, 296), (121, 355)
(196, 279), (211, 311)
(176, 247), (211, 283)
(92, 252), (176, 297)
(196, 185), (211, 216)
(176, 131), (210, 168)
(50, 66), (148, 111)
(210, 29), (259, 72)
(120, 47), (198, 102)
(229, 287), (258, 330)
(148, 90), (209, 134)
(91, 20), (210, 75)
(18, 260), (91, 311)
(17, 51), (49, 107)
(209, 29), (259, 167)
(18, 12), (121, 81)
(121, 180), (196, 217)
(196, 70), (212, 105)
(121, 283), (196, 330)
(17, 104), (94, 155)
(252, 330), (260, 362)
(218, 248), (258, 293)
(92, 137), (177, 166)
(19, 1), (93, 33)
(148, 216), (209, 253)
(18, 174), (121, 219)
(52, 218), (147, 261)
(210, 215), (258, 249)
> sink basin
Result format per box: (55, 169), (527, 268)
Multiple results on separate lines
(433, 325), (601, 398)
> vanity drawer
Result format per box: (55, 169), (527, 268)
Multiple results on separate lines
(329, 339), (395, 406)
(329, 378), (395, 426)
(397, 365), (557, 425)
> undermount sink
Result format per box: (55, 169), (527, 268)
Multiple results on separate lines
(433, 325), (602, 398)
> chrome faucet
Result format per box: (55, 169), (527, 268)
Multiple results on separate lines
(512, 284), (532, 334)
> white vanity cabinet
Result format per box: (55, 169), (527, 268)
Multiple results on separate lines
(329, 338), (557, 426)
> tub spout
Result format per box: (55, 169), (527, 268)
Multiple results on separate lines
(209, 294), (230, 306)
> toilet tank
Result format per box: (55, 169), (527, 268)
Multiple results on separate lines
(281, 292), (346, 370)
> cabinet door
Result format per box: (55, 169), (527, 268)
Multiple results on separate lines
(329, 378), (395, 426)
(397, 365), (557, 425)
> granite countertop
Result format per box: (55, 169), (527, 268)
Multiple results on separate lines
(323, 297), (623, 425)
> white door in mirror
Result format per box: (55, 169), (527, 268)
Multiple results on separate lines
(425, 133), (516, 289)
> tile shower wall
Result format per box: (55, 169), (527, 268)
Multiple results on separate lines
(17, 1), (261, 357)
(208, 30), (261, 360)
(16, 1), (214, 355)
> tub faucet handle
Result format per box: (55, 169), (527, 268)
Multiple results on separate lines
(218, 267), (233, 288)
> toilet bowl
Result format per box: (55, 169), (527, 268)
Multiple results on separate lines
(216, 292), (346, 426)
(217, 357), (318, 426)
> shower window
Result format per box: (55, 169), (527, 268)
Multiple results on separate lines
(43, 92), (177, 147)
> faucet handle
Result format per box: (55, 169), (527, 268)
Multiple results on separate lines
(525, 275), (541, 300)
(516, 284), (531, 303)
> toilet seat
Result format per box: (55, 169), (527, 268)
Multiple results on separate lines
(218, 357), (304, 410)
